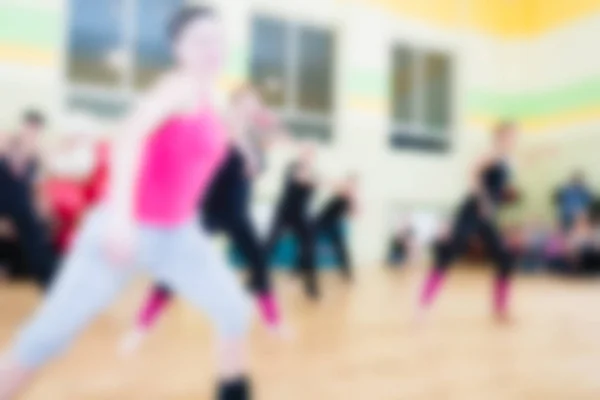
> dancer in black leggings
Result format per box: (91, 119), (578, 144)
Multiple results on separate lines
(0, 110), (56, 289)
(266, 145), (319, 299)
(418, 121), (518, 323)
(316, 174), (358, 280)
(123, 86), (291, 352)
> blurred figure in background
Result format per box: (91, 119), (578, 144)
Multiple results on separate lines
(43, 113), (102, 254)
(315, 174), (359, 280)
(417, 121), (518, 323)
(430, 222), (451, 270)
(554, 171), (593, 232)
(545, 212), (600, 276)
(0, 110), (56, 289)
(387, 219), (415, 268)
(515, 217), (551, 274)
(126, 85), (292, 351)
(265, 144), (319, 299)
(0, 7), (253, 400)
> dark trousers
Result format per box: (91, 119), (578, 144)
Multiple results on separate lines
(436, 198), (513, 280)
(317, 220), (351, 277)
(205, 210), (270, 294)
(0, 238), (27, 278)
(266, 210), (317, 295)
(0, 201), (56, 288)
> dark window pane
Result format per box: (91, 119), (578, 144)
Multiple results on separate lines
(423, 52), (451, 132)
(250, 16), (288, 107)
(68, 0), (124, 87)
(391, 46), (414, 123)
(134, 0), (180, 89)
(297, 26), (335, 114)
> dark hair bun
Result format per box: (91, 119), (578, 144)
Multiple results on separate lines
(168, 5), (216, 41)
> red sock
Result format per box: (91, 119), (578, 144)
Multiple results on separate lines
(493, 277), (510, 317)
(137, 288), (172, 330)
(256, 292), (280, 328)
(420, 269), (446, 308)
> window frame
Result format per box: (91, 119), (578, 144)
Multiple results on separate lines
(248, 11), (338, 142)
(388, 40), (456, 153)
(63, 0), (195, 118)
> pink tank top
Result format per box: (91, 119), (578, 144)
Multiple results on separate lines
(135, 108), (228, 225)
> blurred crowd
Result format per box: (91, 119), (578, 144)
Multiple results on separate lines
(0, 105), (358, 288)
(510, 171), (600, 276)
(0, 110), (108, 285)
(3, 108), (600, 285)
(387, 171), (600, 277)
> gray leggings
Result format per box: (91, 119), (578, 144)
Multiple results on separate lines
(12, 207), (252, 368)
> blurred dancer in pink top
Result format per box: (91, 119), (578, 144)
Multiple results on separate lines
(0, 7), (253, 400)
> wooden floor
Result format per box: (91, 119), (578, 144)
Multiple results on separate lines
(2, 267), (600, 400)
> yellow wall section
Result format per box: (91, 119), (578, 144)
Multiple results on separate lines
(353, 0), (465, 29)
(0, 44), (56, 65)
(530, 0), (600, 34)
(468, 0), (533, 37)
(354, 0), (600, 37)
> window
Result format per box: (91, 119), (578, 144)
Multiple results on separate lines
(250, 15), (336, 142)
(68, 0), (125, 87)
(389, 45), (453, 152)
(66, 0), (182, 116)
(134, 0), (176, 89)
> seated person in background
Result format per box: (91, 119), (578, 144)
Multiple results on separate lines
(82, 137), (109, 207)
(555, 171), (593, 232)
(42, 114), (101, 253)
(566, 212), (599, 274)
(387, 220), (414, 267)
(545, 211), (598, 275)
(0, 110), (56, 288)
(514, 218), (551, 273)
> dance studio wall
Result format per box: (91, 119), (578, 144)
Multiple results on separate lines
(362, 0), (600, 224)
(506, 9), (600, 221)
(1, 0), (599, 263)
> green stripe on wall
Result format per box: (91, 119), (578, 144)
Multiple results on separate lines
(344, 65), (600, 121)
(345, 68), (387, 98)
(467, 77), (600, 119)
(0, 5), (61, 50)
(226, 47), (248, 79)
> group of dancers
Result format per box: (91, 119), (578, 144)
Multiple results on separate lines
(0, 6), (520, 400)
(125, 88), (359, 349)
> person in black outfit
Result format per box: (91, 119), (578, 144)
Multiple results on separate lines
(387, 222), (414, 268)
(315, 174), (358, 280)
(0, 218), (28, 280)
(265, 145), (319, 299)
(0, 110), (56, 289)
(418, 121), (518, 323)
